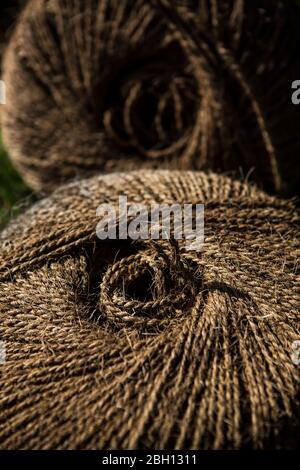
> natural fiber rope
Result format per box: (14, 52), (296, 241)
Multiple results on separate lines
(0, 1), (25, 127)
(2, 0), (300, 194)
(0, 170), (299, 449)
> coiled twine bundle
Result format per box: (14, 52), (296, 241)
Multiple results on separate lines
(0, 171), (299, 449)
(2, 0), (300, 194)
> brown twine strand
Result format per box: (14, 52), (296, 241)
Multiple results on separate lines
(0, 170), (299, 449)
(1, 0), (300, 194)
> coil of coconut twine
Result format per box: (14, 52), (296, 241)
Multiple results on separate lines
(0, 170), (299, 449)
(1, 0), (300, 195)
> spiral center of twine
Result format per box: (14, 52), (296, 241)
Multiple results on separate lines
(101, 40), (198, 160)
(99, 239), (202, 330)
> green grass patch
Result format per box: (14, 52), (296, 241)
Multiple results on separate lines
(0, 138), (32, 229)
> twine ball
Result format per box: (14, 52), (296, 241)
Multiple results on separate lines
(0, 170), (299, 449)
(2, 0), (300, 194)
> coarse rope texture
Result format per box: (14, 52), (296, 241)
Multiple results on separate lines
(0, 170), (299, 449)
(2, 0), (300, 195)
